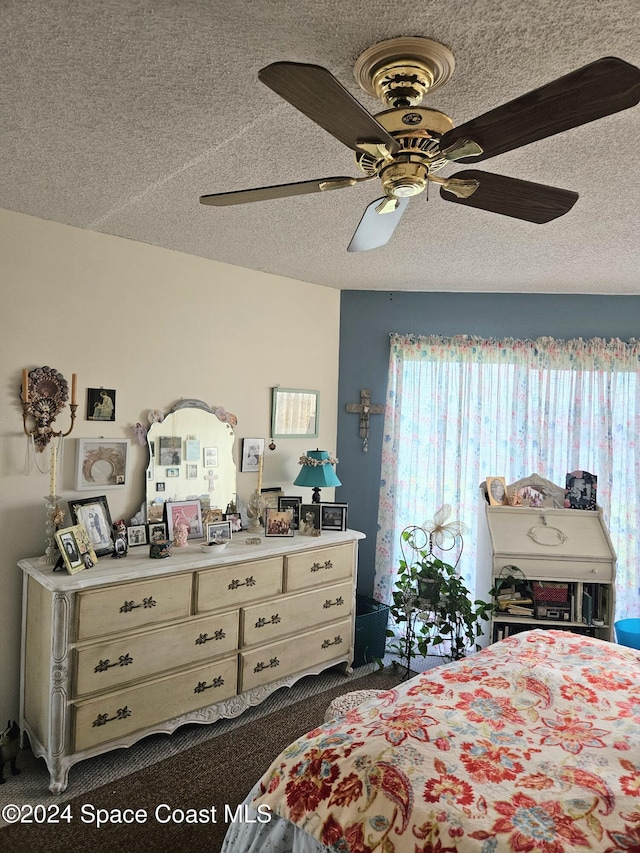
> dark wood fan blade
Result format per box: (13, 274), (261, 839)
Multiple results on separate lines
(259, 62), (400, 155)
(200, 176), (357, 206)
(440, 57), (640, 163)
(347, 197), (409, 252)
(440, 170), (578, 223)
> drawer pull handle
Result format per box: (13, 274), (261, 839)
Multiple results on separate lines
(92, 706), (132, 728)
(120, 596), (157, 613)
(321, 635), (343, 649)
(94, 654), (134, 673)
(254, 657), (280, 673)
(323, 596), (345, 609)
(311, 560), (334, 573)
(228, 576), (256, 590)
(195, 629), (226, 645)
(194, 675), (225, 693)
(255, 614), (281, 628)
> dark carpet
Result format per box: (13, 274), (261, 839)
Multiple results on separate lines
(1, 666), (403, 853)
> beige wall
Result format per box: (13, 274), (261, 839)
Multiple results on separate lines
(0, 208), (341, 721)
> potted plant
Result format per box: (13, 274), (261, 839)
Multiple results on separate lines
(386, 506), (493, 677)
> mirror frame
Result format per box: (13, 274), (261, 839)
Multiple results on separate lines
(271, 388), (319, 438)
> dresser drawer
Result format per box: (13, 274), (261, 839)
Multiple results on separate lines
(76, 574), (192, 641)
(284, 543), (354, 592)
(74, 610), (239, 697)
(242, 581), (352, 647)
(493, 557), (614, 583)
(240, 618), (352, 692)
(197, 556), (283, 612)
(73, 656), (238, 751)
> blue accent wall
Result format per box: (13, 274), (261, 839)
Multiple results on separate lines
(336, 292), (640, 595)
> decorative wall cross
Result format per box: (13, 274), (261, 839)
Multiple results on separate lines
(345, 389), (384, 452)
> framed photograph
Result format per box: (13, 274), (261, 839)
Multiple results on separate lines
(185, 439), (201, 462)
(68, 495), (114, 556)
(165, 466), (180, 478)
(486, 476), (508, 506)
(159, 436), (182, 466)
(156, 482), (165, 492)
(203, 446), (218, 468)
(224, 512), (242, 532)
(76, 438), (130, 490)
(87, 388), (116, 422)
(320, 502), (348, 531)
(55, 524), (98, 574)
(148, 522), (168, 542)
(127, 524), (148, 547)
(202, 508), (224, 525)
(241, 438), (264, 472)
(300, 503), (321, 536)
(186, 463), (198, 479)
(206, 520), (232, 543)
(565, 470), (598, 510)
(278, 496), (302, 530)
(165, 499), (203, 540)
(265, 508), (294, 537)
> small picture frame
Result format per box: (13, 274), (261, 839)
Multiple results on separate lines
(202, 508), (224, 525)
(76, 438), (130, 490)
(159, 436), (182, 466)
(300, 504), (321, 536)
(86, 388), (116, 422)
(206, 520), (232, 543)
(186, 463), (198, 479)
(241, 438), (264, 472)
(127, 524), (148, 547)
(68, 495), (114, 556)
(55, 524), (98, 574)
(165, 499), (203, 540)
(278, 496), (302, 530)
(565, 470), (598, 510)
(320, 502), (348, 531)
(486, 476), (508, 506)
(148, 522), (168, 542)
(156, 482), (166, 492)
(224, 512), (242, 532)
(265, 508), (294, 537)
(185, 439), (201, 462)
(203, 446), (218, 468)
(165, 467), (180, 478)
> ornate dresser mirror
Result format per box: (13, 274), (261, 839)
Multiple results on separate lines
(145, 400), (237, 522)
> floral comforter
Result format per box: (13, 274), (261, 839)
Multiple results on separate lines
(253, 630), (640, 852)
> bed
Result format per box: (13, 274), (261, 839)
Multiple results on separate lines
(222, 629), (640, 852)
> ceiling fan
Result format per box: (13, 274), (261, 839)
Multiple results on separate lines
(200, 37), (640, 252)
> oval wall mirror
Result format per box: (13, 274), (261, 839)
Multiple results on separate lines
(145, 400), (237, 522)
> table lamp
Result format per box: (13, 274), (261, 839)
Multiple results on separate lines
(293, 450), (341, 503)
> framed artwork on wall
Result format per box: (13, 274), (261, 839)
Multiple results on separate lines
(87, 388), (116, 421)
(241, 438), (264, 472)
(76, 438), (130, 490)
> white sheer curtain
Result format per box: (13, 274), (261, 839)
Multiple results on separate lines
(374, 334), (640, 620)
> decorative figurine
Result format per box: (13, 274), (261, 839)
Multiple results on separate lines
(173, 520), (189, 547)
(0, 720), (21, 784)
(112, 519), (128, 558)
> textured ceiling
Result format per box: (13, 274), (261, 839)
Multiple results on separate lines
(2, 0), (639, 293)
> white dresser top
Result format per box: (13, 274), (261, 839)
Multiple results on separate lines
(19, 529), (365, 592)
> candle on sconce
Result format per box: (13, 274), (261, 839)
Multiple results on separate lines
(71, 373), (77, 406)
(22, 369), (29, 403)
(256, 452), (263, 495)
(49, 442), (57, 497)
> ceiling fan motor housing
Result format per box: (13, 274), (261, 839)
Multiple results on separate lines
(355, 107), (456, 192)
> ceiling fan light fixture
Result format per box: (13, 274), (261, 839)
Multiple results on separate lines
(380, 158), (429, 198)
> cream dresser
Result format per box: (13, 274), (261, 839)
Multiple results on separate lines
(18, 530), (364, 793)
